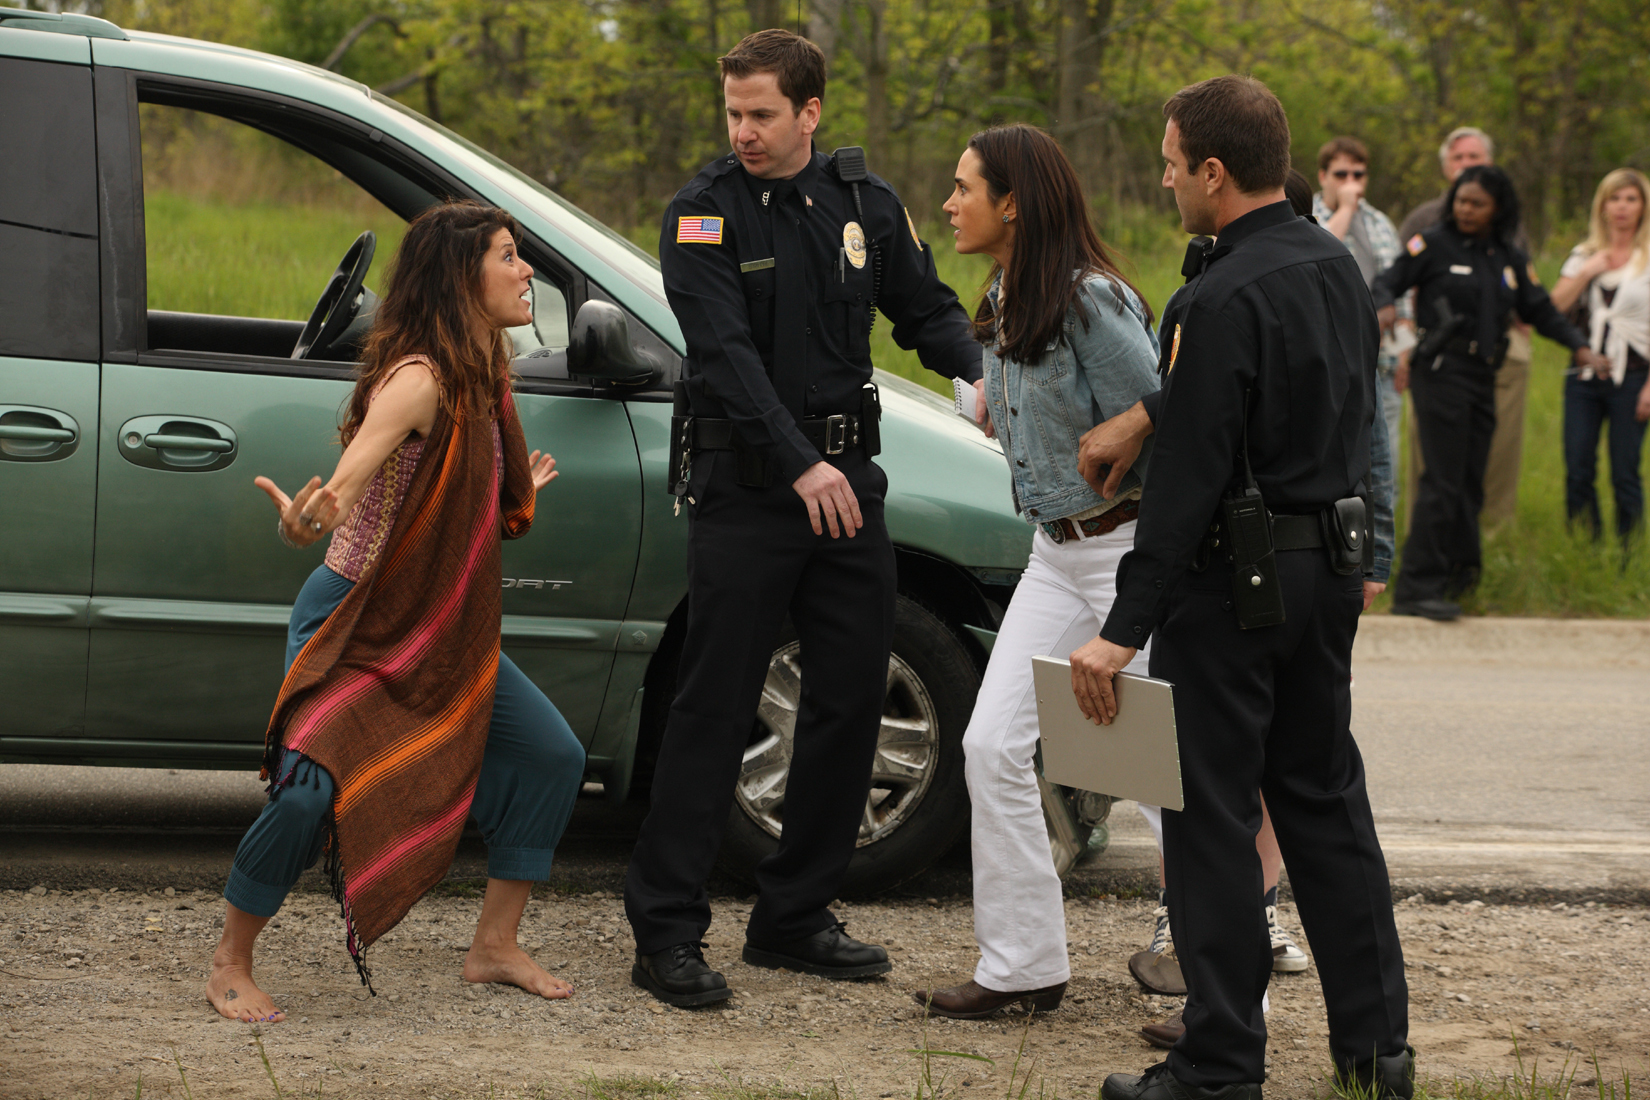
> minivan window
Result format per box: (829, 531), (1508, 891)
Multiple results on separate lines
(0, 56), (99, 361)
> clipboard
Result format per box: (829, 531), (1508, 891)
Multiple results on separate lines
(1032, 655), (1183, 811)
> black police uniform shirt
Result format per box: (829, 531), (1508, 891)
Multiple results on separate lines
(1100, 201), (1380, 648)
(1370, 222), (1586, 364)
(659, 148), (981, 485)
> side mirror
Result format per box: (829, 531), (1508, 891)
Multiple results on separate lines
(566, 300), (661, 386)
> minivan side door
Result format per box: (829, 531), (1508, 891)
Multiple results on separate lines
(80, 61), (643, 766)
(0, 42), (100, 748)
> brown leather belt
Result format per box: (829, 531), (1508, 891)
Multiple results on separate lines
(1041, 499), (1141, 544)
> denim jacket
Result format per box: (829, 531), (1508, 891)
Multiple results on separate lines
(982, 272), (1162, 523)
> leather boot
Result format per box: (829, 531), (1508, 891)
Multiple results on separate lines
(1335, 1045), (1416, 1100)
(742, 922), (891, 978)
(1100, 1063), (1260, 1100)
(631, 942), (731, 1007)
(912, 979), (1066, 1019)
(1140, 1011), (1184, 1049)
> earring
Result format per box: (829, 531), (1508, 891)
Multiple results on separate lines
(1002, 215), (1011, 223)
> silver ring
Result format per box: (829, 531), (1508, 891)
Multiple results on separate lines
(311, 520), (323, 532)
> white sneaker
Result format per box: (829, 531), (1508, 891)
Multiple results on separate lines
(1267, 903), (1310, 972)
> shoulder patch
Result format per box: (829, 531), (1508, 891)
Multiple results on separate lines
(1406, 234), (1426, 256)
(1526, 262), (1541, 286)
(904, 206), (923, 251)
(1503, 265), (1518, 289)
(677, 216), (724, 245)
(1167, 323), (1183, 373)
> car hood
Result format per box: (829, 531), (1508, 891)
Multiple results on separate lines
(874, 371), (1031, 573)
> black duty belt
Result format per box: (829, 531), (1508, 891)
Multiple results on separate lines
(689, 414), (867, 456)
(1441, 335), (1509, 364)
(1270, 512), (1325, 551)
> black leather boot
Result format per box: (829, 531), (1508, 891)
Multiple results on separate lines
(742, 922), (892, 978)
(1335, 1046), (1416, 1100)
(631, 942), (731, 1007)
(1100, 1063), (1262, 1100)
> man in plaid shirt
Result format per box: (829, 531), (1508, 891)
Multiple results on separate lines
(1313, 136), (1409, 468)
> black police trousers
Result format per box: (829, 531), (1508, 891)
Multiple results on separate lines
(1396, 352), (1498, 602)
(624, 448), (897, 955)
(1150, 549), (1408, 1088)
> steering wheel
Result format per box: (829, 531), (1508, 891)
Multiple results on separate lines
(292, 230), (376, 360)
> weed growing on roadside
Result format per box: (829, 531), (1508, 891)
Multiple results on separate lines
(1326, 1034), (1637, 1100)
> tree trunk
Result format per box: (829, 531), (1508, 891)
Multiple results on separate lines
(746, 0), (786, 31)
(863, 0), (889, 167)
(1055, 0), (1112, 184)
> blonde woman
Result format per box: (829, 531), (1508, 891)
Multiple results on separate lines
(1551, 168), (1650, 540)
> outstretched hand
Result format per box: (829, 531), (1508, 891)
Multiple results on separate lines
(528, 450), (559, 493)
(254, 475), (339, 549)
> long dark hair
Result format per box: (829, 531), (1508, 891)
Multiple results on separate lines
(967, 124), (1152, 363)
(343, 200), (521, 445)
(1444, 165), (1522, 247)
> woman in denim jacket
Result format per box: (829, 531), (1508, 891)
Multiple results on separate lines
(914, 125), (1160, 1020)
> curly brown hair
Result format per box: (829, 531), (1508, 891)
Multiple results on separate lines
(342, 200), (520, 445)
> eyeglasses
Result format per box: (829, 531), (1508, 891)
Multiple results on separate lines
(1331, 169), (1367, 180)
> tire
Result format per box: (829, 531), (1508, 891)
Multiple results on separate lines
(714, 593), (980, 897)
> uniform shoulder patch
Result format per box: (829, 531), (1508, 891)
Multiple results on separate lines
(1167, 323), (1183, 373)
(1503, 265), (1518, 289)
(904, 206), (923, 251)
(677, 216), (724, 244)
(1526, 262), (1541, 286)
(1406, 234), (1426, 256)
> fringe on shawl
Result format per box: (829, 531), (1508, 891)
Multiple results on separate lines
(323, 804), (376, 994)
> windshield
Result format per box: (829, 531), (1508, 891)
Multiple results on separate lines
(370, 92), (667, 307)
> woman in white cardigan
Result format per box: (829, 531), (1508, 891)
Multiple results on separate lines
(1551, 168), (1650, 541)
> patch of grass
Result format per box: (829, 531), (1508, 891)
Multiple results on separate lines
(581, 1072), (683, 1100)
(144, 190), (1648, 615)
(144, 189), (407, 321)
(1327, 1036), (1636, 1100)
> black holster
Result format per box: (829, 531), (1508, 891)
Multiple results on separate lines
(1321, 495), (1369, 576)
(667, 378), (692, 498)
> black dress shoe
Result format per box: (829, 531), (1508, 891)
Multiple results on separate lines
(631, 942), (731, 1007)
(742, 922), (892, 978)
(1391, 598), (1461, 621)
(1335, 1045), (1416, 1100)
(1100, 1063), (1261, 1100)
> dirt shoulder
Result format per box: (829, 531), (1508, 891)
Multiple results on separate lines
(2, 887), (1644, 1099)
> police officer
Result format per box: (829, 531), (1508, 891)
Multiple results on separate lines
(623, 29), (981, 1008)
(1372, 165), (1604, 621)
(1071, 76), (1412, 1100)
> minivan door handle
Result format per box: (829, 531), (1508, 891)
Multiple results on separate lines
(0, 406), (81, 462)
(117, 415), (239, 471)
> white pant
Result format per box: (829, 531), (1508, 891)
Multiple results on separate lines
(964, 523), (1149, 991)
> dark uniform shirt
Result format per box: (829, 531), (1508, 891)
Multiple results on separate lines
(1369, 222), (1585, 363)
(659, 148), (981, 483)
(1100, 201), (1379, 648)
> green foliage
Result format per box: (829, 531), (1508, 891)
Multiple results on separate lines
(90, 0), (1650, 251)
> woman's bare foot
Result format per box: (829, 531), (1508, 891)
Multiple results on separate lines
(463, 942), (573, 999)
(206, 955), (286, 1023)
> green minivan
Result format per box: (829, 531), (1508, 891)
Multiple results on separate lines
(0, 8), (1110, 891)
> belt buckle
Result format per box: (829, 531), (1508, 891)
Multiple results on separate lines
(824, 414), (848, 455)
(1041, 520), (1066, 545)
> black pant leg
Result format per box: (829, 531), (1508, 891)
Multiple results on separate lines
(1261, 558), (1409, 1072)
(1150, 567), (1279, 1088)
(747, 455), (897, 946)
(1396, 357), (1491, 602)
(623, 453), (809, 955)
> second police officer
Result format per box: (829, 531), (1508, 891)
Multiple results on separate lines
(623, 29), (982, 1007)
(1372, 165), (1605, 621)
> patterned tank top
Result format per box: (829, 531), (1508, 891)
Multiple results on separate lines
(325, 422), (503, 582)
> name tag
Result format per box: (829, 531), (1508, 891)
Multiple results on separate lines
(1449, 264), (1473, 275)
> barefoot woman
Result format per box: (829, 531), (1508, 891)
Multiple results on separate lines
(206, 201), (585, 1022)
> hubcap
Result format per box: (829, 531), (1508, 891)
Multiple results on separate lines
(735, 642), (940, 847)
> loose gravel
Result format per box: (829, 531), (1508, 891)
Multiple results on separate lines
(1, 886), (1644, 1098)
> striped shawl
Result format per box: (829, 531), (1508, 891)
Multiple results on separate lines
(261, 372), (535, 988)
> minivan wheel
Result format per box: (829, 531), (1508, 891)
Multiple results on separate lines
(714, 594), (979, 897)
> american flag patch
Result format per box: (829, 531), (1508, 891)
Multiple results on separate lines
(677, 216), (724, 244)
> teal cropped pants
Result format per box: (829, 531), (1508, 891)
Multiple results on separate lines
(224, 565), (586, 918)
